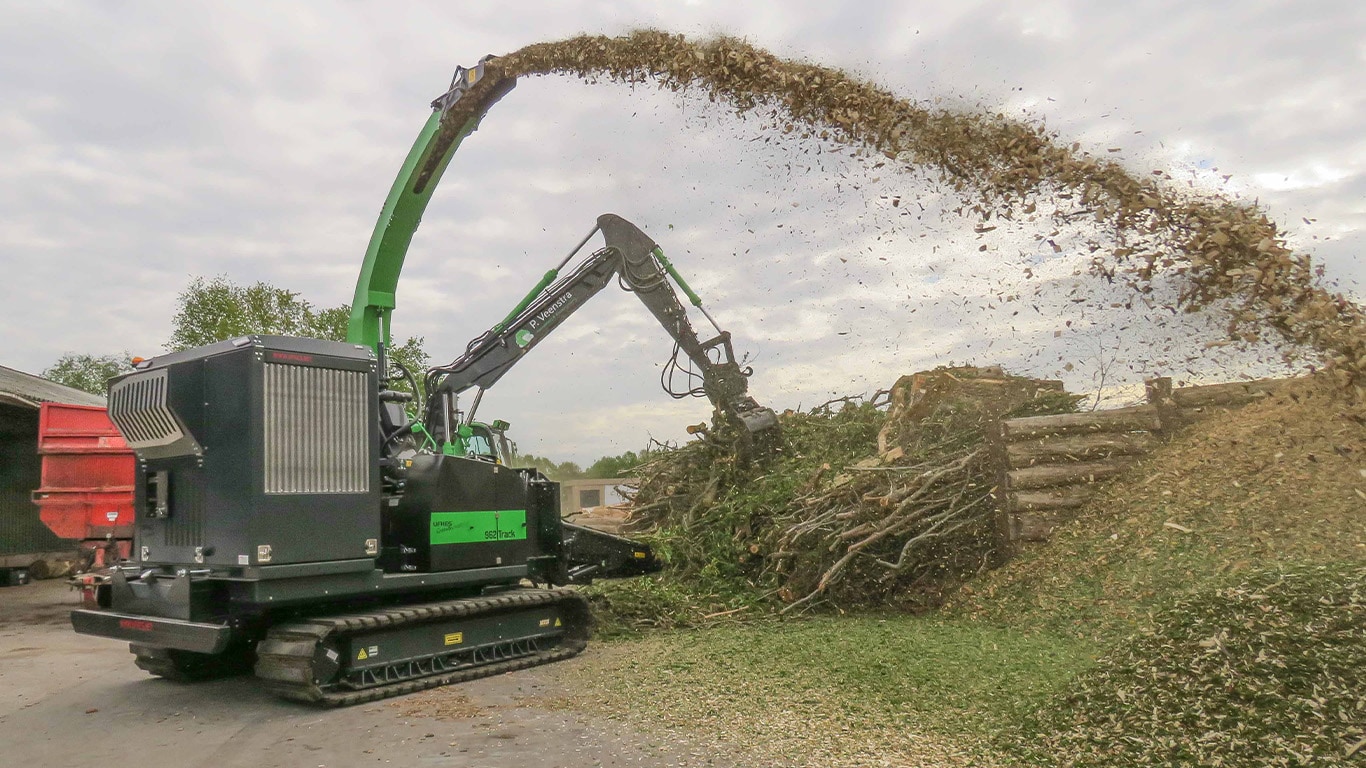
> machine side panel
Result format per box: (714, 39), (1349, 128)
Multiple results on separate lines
(381, 455), (543, 573)
(204, 348), (254, 564)
(134, 358), (208, 564)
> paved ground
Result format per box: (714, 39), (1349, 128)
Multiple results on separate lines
(0, 580), (740, 768)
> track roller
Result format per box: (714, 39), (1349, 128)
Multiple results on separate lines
(254, 587), (591, 706)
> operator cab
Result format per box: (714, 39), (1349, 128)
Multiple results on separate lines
(464, 419), (514, 465)
(464, 423), (496, 462)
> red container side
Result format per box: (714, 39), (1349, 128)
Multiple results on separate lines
(35, 403), (134, 544)
(34, 491), (133, 539)
(39, 454), (132, 490)
(37, 403), (130, 454)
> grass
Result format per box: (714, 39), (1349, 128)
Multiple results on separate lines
(557, 614), (1093, 767)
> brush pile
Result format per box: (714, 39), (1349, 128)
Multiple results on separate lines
(479, 31), (1364, 394)
(621, 367), (1079, 617)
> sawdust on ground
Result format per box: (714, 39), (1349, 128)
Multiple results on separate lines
(389, 691), (488, 720)
(543, 642), (991, 768)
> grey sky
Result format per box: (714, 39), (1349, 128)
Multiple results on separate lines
(3, 1), (1361, 463)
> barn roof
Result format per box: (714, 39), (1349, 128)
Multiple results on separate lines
(0, 365), (105, 408)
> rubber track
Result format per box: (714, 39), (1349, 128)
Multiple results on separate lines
(254, 587), (589, 707)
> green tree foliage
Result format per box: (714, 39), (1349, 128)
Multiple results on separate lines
(583, 449), (651, 479)
(168, 276), (429, 389)
(42, 353), (133, 395)
(168, 276), (324, 348)
(511, 449), (650, 480)
(514, 453), (584, 480)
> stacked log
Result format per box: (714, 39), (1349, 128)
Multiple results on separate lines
(994, 405), (1162, 544)
(993, 375), (1301, 547)
(1146, 376), (1296, 430)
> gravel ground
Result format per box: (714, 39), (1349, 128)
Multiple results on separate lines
(0, 579), (747, 768)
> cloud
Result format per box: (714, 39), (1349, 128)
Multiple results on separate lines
(1, 1), (1360, 462)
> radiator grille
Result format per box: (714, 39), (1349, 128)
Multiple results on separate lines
(162, 475), (204, 547)
(262, 363), (369, 494)
(108, 370), (185, 448)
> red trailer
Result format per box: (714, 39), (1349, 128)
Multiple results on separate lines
(32, 403), (133, 566)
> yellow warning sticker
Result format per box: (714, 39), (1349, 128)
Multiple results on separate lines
(554, 618), (562, 627)
(633, 551), (647, 559)
(444, 632), (463, 646)
(357, 648), (368, 660)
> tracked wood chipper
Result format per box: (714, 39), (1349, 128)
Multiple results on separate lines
(70, 59), (778, 705)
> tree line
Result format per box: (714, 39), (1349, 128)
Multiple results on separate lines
(43, 275), (646, 477)
(44, 275), (426, 395)
(514, 449), (654, 480)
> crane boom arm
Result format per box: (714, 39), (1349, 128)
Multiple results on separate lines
(426, 214), (779, 437)
(429, 245), (622, 397)
(597, 215), (777, 435)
